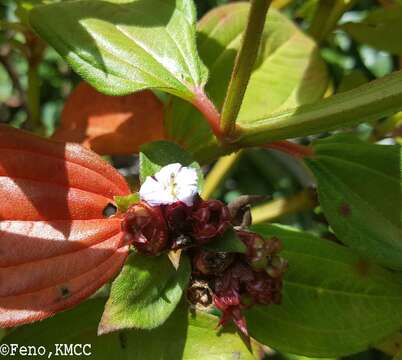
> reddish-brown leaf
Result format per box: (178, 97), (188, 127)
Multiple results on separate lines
(0, 125), (131, 327)
(52, 82), (166, 155)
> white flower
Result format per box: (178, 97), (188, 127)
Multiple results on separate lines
(139, 163), (199, 206)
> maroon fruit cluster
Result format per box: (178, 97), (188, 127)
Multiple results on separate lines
(192, 232), (286, 336)
(121, 196), (287, 335)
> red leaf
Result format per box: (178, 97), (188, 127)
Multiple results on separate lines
(0, 125), (131, 327)
(52, 82), (166, 155)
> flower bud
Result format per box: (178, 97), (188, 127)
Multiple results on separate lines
(193, 250), (235, 275)
(246, 271), (282, 305)
(264, 236), (282, 255)
(266, 256), (288, 278)
(163, 201), (193, 234)
(236, 230), (268, 269)
(192, 200), (231, 243)
(121, 202), (168, 255)
(212, 259), (285, 334)
(212, 262), (254, 335)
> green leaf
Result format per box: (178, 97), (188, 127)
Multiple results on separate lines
(342, 5), (402, 54)
(304, 134), (402, 270)
(237, 70), (402, 147)
(122, 303), (261, 359)
(205, 228), (247, 253)
(98, 253), (191, 334)
(3, 299), (258, 360)
(29, 0), (208, 100)
(114, 193), (140, 213)
(247, 223), (402, 357)
(139, 141), (203, 189)
(177, 308), (260, 360)
(166, 3), (328, 163)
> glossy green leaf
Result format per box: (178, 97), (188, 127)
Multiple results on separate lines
(342, 6), (402, 54)
(3, 299), (258, 360)
(247, 223), (402, 357)
(237, 70), (402, 147)
(166, 3), (328, 163)
(304, 134), (402, 270)
(98, 253), (191, 334)
(139, 141), (203, 189)
(29, 0), (208, 100)
(114, 193), (140, 213)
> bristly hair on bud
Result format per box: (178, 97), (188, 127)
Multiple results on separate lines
(121, 202), (168, 255)
(139, 163), (199, 207)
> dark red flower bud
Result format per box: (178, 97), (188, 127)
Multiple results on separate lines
(266, 256), (288, 278)
(121, 202), (168, 255)
(212, 262), (255, 335)
(192, 200), (231, 244)
(163, 201), (193, 234)
(236, 230), (268, 269)
(245, 271), (283, 305)
(212, 259), (286, 334)
(237, 230), (283, 270)
(213, 284), (248, 335)
(215, 301), (248, 336)
(193, 250), (235, 275)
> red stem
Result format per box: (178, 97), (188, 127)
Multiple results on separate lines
(192, 87), (223, 140)
(263, 141), (313, 158)
(191, 88), (313, 159)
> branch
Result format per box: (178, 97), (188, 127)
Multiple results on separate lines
(219, 0), (272, 140)
(235, 70), (402, 147)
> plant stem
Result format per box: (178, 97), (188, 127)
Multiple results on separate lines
(192, 87), (223, 140)
(308, 0), (357, 44)
(219, 0), (272, 140)
(235, 70), (402, 147)
(27, 63), (41, 130)
(24, 32), (45, 132)
(251, 189), (317, 224)
(263, 141), (313, 158)
(202, 151), (243, 199)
